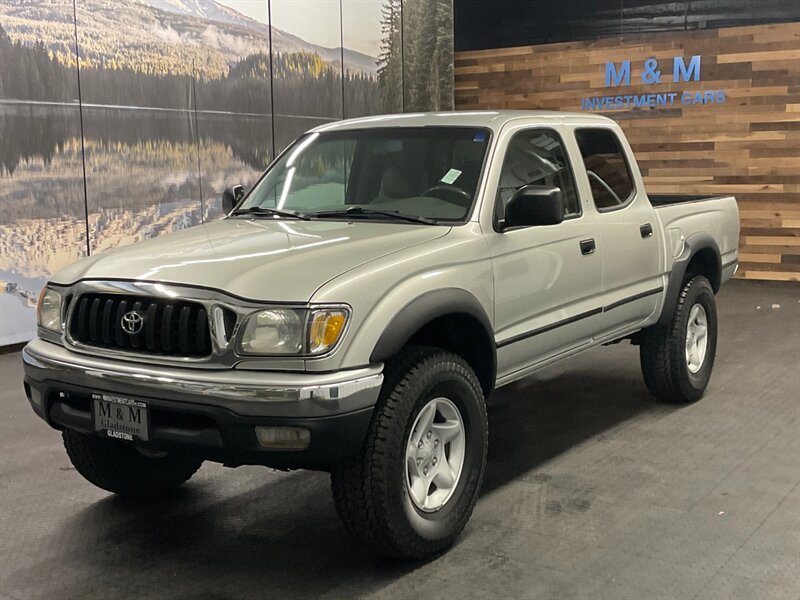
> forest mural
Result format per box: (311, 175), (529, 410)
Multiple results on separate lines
(0, 0), (454, 346)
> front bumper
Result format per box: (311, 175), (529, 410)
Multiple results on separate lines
(22, 339), (383, 469)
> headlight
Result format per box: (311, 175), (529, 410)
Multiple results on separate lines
(238, 306), (349, 356)
(239, 308), (305, 355)
(36, 287), (63, 333)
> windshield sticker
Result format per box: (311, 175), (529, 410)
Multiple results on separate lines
(473, 131), (487, 142)
(441, 168), (462, 185)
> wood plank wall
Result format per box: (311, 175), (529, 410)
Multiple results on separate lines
(455, 22), (800, 281)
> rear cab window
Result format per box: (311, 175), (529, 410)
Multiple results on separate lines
(574, 128), (635, 211)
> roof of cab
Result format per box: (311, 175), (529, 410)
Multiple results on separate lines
(310, 110), (617, 133)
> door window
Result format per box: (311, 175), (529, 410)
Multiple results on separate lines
(574, 128), (635, 211)
(495, 129), (581, 226)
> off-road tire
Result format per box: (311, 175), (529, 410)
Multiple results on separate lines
(331, 346), (488, 560)
(640, 275), (718, 403)
(63, 429), (202, 497)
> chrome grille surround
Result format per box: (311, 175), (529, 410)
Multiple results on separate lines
(44, 280), (305, 368)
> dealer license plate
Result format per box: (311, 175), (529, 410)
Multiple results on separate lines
(92, 393), (149, 442)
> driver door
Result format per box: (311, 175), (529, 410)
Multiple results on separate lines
(484, 126), (604, 381)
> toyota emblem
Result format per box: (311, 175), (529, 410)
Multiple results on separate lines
(120, 310), (144, 335)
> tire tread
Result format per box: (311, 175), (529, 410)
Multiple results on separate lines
(640, 275), (716, 403)
(63, 429), (202, 497)
(331, 346), (486, 560)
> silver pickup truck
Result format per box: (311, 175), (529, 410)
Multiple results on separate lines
(23, 111), (739, 559)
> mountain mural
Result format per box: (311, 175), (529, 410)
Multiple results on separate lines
(0, 0), (378, 78)
(0, 0), (454, 346)
(141, 0), (379, 73)
(141, 0), (266, 29)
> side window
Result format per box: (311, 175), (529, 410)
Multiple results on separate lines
(574, 128), (634, 210)
(496, 129), (581, 224)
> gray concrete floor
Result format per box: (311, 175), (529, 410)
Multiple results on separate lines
(1, 280), (798, 600)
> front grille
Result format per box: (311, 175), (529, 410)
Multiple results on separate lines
(69, 293), (212, 358)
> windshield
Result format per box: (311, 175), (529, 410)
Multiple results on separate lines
(236, 127), (491, 223)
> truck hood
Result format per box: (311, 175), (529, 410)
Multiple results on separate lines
(52, 218), (451, 301)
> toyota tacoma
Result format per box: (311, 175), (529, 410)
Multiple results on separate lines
(23, 111), (739, 559)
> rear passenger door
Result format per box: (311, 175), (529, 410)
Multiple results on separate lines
(573, 127), (663, 337)
(484, 126), (604, 381)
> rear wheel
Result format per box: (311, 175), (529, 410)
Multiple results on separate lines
(640, 275), (718, 403)
(331, 346), (488, 560)
(63, 429), (202, 497)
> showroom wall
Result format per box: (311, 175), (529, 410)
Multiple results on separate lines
(455, 1), (800, 283)
(0, 0), (454, 346)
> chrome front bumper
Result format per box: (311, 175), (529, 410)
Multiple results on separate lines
(22, 339), (383, 418)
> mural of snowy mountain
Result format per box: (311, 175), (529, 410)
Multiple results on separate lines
(143, 0), (380, 74)
(142, 0), (265, 28)
(0, 0), (377, 77)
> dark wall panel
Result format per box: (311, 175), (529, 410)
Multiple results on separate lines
(455, 0), (800, 51)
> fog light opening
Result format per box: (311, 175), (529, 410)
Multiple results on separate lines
(255, 426), (311, 449)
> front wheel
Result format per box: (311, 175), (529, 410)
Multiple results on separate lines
(331, 346), (488, 560)
(63, 429), (202, 497)
(639, 275), (718, 403)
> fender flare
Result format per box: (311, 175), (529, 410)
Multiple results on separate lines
(657, 232), (721, 327)
(369, 288), (496, 387)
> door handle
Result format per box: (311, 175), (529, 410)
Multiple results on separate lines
(640, 223), (653, 238)
(580, 239), (596, 255)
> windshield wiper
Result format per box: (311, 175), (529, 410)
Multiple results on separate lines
(311, 206), (437, 225)
(231, 206), (310, 220)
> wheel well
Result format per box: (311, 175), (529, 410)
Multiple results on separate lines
(406, 313), (495, 398)
(686, 247), (721, 292)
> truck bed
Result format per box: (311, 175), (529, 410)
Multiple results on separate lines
(649, 195), (729, 207)
(651, 194), (739, 283)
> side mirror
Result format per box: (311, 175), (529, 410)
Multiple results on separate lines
(222, 184), (245, 214)
(503, 185), (564, 229)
